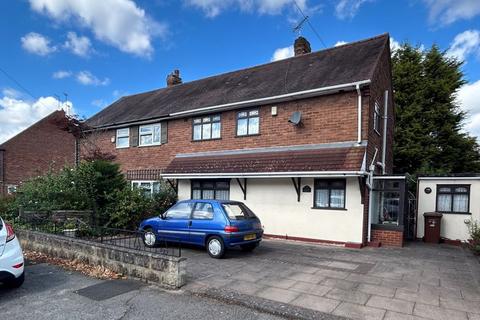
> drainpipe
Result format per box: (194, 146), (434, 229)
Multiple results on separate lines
(356, 84), (362, 144)
(367, 148), (378, 243)
(381, 90), (389, 174)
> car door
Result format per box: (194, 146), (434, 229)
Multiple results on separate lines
(158, 202), (194, 243)
(189, 202), (217, 245)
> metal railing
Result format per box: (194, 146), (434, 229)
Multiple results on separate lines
(13, 216), (181, 257)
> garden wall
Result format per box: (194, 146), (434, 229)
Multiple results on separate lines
(17, 230), (187, 288)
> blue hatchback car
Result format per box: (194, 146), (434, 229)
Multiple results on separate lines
(139, 200), (263, 258)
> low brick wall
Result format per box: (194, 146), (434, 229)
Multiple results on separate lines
(371, 229), (403, 247)
(17, 230), (187, 288)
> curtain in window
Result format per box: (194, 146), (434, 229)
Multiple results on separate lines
(330, 189), (345, 208)
(437, 194), (451, 212)
(215, 190), (230, 200)
(202, 190), (215, 199)
(453, 194), (468, 212)
(315, 189), (329, 207)
(192, 190), (201, 199)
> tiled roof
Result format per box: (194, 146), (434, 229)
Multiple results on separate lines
(163, 146), (366, 175)
(87, 34), (389, 128)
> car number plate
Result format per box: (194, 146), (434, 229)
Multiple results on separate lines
(244, 234), (256, 241)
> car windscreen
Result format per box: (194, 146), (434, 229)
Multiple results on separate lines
(222, 203), (255, 220)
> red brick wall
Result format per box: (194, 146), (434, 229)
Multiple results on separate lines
(82, 91), (370, 173)
(0, 111), (76, 195)
(371, 229), (403, 247)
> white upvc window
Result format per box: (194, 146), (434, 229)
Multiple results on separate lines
(139, 123), (161, 146)
(131, 181), (161, 197)
(116, 128), (130, 148)
(7, 185), (17, 195)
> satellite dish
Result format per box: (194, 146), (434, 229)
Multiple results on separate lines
(289, 111), (302, 125)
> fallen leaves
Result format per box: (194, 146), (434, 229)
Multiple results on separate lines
(24, 250), (126, 280)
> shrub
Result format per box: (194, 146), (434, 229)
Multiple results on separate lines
(468, 220), (480, 255)
(0, 196), (18, 222)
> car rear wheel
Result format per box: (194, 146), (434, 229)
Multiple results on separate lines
(4, 272), (24, 288)
(240, 243), (258, 252)
(207, 236), (225, 259)
(143, 228), (157, 248)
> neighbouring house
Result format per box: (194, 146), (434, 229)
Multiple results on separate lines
(0, 110), (79, 196)
(85, 33), (410, 247)
(417, 175), (480, 244)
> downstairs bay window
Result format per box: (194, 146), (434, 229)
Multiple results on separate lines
(131, 181), (161, 197)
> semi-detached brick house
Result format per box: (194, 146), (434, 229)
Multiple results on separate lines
(0, 110), (78, 196)
(85, 34), (410, 247)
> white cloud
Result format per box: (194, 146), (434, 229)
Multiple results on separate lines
(21, 32), (56, 56)
(76, 71), (110, 86)
(390, 37), (401, 52)
(0, 92), (73, 144)
(184, 0), (307, 18)
(52, 70), (72, 79)
(447, 29), (480, 62)
(91, 99), (107, 108)
(335, 41), (348, 47)
(423, 0), (480, 25)
(458, 80), (480, 141)
(335, 0), (371, 20)
(29, 0), (167, 57)
(271, 45), (294, 61)
(64, 31), (92, 57)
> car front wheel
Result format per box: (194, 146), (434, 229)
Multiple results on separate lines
(207, 236), (225, 259)
(143, 228), (157, 248)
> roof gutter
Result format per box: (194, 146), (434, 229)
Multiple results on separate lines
(161, 171), (368, 179)
(89, 80), (371, 130)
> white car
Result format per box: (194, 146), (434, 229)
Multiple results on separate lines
(0, 218), (24, 288)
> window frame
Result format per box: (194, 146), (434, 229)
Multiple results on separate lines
(165, 202), (195, 220)
(116, 128), (130, 149)
(138, 123), (162, 147)
(374, 101), (381, 135)
(6, 185), (17, 195)
(131, 180), (161, 197)
(435, 184), (471, 214)
(236, 109), (260, 137)
(313, 179), (347, 210)
(192, 114), (221, 141)
(191, 179), (230, 200)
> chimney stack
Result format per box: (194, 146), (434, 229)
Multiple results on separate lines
(166, 69), (182, 87)
(294, 36), (311, 56)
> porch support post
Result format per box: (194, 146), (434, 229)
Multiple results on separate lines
(236, 178), (247, 200)
(291, 177), (301, 202)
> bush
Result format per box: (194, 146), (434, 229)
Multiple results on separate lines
(468, 220), (480, 255)
(104, 182), (177, 230)
(0, 197), (18, 222)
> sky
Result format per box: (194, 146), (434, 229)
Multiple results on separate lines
(1, 0), (480, 144)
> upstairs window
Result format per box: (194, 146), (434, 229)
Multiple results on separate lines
(116, 128), (129, 148)
(374, 102), (381, 134)
(193, 115), (221, 141)
(139, 124), (161, 146)
(436, 185), (470, 213)
(314, 179), (346, 209)
(237, 109), (259, 136)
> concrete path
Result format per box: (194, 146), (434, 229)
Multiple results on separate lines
(183, 239), (480, 320)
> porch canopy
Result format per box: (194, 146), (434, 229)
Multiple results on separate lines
(162, 143), (367, 179)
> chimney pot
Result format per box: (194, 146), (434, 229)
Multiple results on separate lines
(167, 69), (182, 87)
(294, 36), (311, 56)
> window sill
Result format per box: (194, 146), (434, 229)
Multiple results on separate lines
(371, 223), (404, 232)
(311, 207), (347, 211)
(437, 211), (472, 215)
(137, 143), (162, 148)
(235, 133), (261, 138)
(191, 138), (222, 142)
(116, 146), (130, 149)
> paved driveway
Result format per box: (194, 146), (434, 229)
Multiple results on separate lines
(183, 239), (480, 320)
